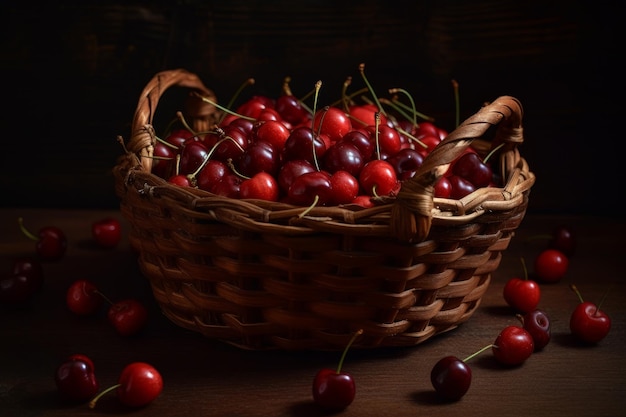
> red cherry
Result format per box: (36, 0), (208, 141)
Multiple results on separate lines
(196, 159), (229, 192)
(0, 257), (44, 303)
(534, 249), (568, 283)
(151, 141), (176, 179)
(178, 140), (209, 175)
(18, 217), (67, 262)
(277, 159), (316, 194)
(275, 94), (309, 125)
(283, 126), (327, 165)
(366, 124), (402, 157)
(492, 325), (534, 366)
(322, 141), (364, 177)
(330, 170), (360, 205)
(519, 309), (551, 351)
(254, 119), (291, 151)
(89, 362), (163, 409)
(313, 106), (352, 143)
(430, 356), (472, 401)
(503, 258), (540, 313)
(312, 329), (362, 410)
(452, 152), (493, 188)
(548, 225), (577, 256)
(107, 299), (148, 337)
(237, 141), (281, 178)
(447, 175), (476, 200)
(239, 172), (280, 202)
(55, 354), (99, 403)
(342, 130), (374, 161)
(359, 160), (398, 197)
(288, 171), (333, 206)
(386, 148), (424, 181)
(433, 176), (452, 198)
(569, 284), (611, 344)
(66, 279), (104, 316)
(92, 217), (121, 249)
(349, 104), (387, 128)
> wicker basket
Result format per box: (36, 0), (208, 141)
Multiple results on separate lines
(113, 69), (535, 350)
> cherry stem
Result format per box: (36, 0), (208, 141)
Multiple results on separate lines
(195, 93), (255, 122)
(176, 111), (198, 137)
(94, 290), (115, 306)
(483, 142), (505, 164)
(520, 257), (529, 280)
(388, 88), (417, 129)
(374, 112), (381, 160)
(395, 126), (427, 149)
(310, 81), (323, 171)
(336, 329), (364, 374)
(463, 344), (494, 362)
(88, 383), (121, 409)
(359, 63), (386, 117)
(17, 217), (38, 241)
(298, 195), (320, 218)
(452, 79), (460, 128)
(226, 158), (251, 181)
(570, 284), (584, 303)
(341, 76), (352, 111)
(381, 97), (434, 124)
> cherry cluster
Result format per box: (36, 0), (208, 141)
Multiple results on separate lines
(55, 354), (162, 408)
(152, 70), (500, 207)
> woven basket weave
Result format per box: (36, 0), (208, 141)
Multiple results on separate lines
(113, 69), (535, 350)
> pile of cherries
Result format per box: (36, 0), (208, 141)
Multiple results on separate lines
(152, 73), (501, 207)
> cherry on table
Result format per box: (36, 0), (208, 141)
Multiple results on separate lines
(503, 257), (541, 313)
(518, 309), (551, 351)
(55, 353), (99, 404)
(107, 298), (149, 337)
(534, 248), (569, 283)
(18, 217), (67, 262)
(89, 362), (163, 409)
(312, 329), (363, 410)
(66, 279), (104, 316)
(569, 284), (611, 344)
(492, 325), (534, 366)
(92, 217), (122, 249)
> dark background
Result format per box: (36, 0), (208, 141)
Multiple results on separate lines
(0, 1), (622, 215)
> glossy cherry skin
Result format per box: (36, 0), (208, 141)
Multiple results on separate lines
(277, 159), (316, 194)
(239, 172), (280, 202)
(108, 299), (148, 337)
(313, 106), (352, 143)
(283, 126), (327, 165)
(55, 354), (99, 403)
(492, 325), (534, 366)
(330, 171), (360, 205)
(0, 257), (44, 303)
(66, 279), (104, 316)
(275, 94), (309, 125)
(365, 124), (402, 156)
(323, 141), (364, 177)
(288, 171), (333, 206)
(386, 148), (424, 180)
(254, 119), (291, 152)
(349, 103), (388, 128)
(178, 140), (209, 175)
(503, 277), (541, 313)
(92, 217), (121, 249)
(430, 356), (472, 401)
(452, 152), (493, 188)
(359, 160), (398, 197)
(196, 159), (229, 192)
(448, 175), (476, 200)
(116, 362), (163, 408)
(434, 176), (452, 198)
(534, 249), (569, 283)
(342, 130), (374, 161)
(521, 309), (551, 351)
(312, 368), (355, 410)
(570, 301), (611, 344)
(26, 222), (67, 262)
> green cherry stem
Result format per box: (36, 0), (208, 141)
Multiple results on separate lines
(336, 329), (364, 374)
(17, 217), (38, 241)
(195, 93), (256, 122)
(463, 344), (494, 362)
(88, 383), (122, 409)
(452, 79), (460, 128)
(359, 63), (386, 117)
(310, 81), (323, 171)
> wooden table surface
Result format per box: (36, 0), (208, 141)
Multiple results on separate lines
(1, 208), (624, 417)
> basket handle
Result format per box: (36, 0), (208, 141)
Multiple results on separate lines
(126, 69), (219, 173)
(390, 96), (524, 242)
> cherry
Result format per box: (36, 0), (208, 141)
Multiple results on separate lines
(433, 177), (452, 199)
(55, 354), (99, 403)
(235, 96), (272, 119)
(430, 345), (491, 402)
(151, 140), (176, 179)
(196, 159), (229, 192)
(282, 126), (327, 165)
(330, 170), (360, 205)
(211, 173), (241, 198)
(569, 284), (611, 344)
(312, 329), (362, 410)
(359, 159), (398, 197)
(92, 217), (122, 249)
(534, 248), (568, 283)
(18, 217), (67, 262)
(107, 298), (149, 337)
(66, 279), (104, 316)
(275, 94), (309, 125)
(365, 124), (402, 157)
(178, 140), (209, 175)
(386, 148), (424, 181)
(313, 106), (352, 143)
(349, 104), (387, 128)
(0, 257), (44, 304)
(415, 134), (441, 158)
(322, 141), (364, 177)
(287, 171), (333, 206)
(447, 175), (476, 200)
(518, 309), (551, 351)
(492, 325), (534, 366)
(254, 119), (291, 152)
(89, 362), (163, 409)
(503, 257), (541, 313)
(452, 152), (493, 188)
(277, 159), (316, 194)
(239, 172), (280, 202)
(342, 129), (374, 161)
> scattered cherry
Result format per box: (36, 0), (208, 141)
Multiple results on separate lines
(18, 217), (67, 261)
(92, 217), (122, 249)
(107, 298), (149, 337)
(66, 279), (104, 316)
(569, 284), (611, 344)
(518, 309), (551, 351)
(312, 329), (363, 410)
(491, 325), (534, 366)
(55, 354), (99, 403)
(430, 345), (492, 402)
(0, 257), (44, 304)
(89, 362), (163, 409)
(503, 257), (541, 313)
(534, 248), (569, 283)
